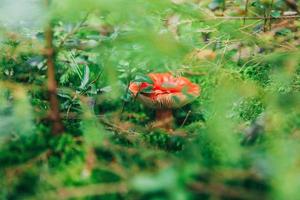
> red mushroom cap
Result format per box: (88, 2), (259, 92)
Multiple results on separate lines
(129, 73), (200, 108)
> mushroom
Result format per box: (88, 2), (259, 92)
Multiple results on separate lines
(129, 73), (200, 131)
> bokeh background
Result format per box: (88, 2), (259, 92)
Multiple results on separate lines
(0, 0), (300, 199)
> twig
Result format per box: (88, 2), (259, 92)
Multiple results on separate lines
(243, 0), (249, 25)
(121, 75), (132, 115)
(269, 0), (274, 31)
(98, 116), (141, 140)
(222, 0), (226, 12)
(217, 38), (229, 67)
(211, 15), (300, 20)
(183, 71), (207, 76)
(57, 13), (90, 49)
(180, 110), (191, 128)
(180, 15), (300, 24)
(66, 71), (103, 119)
(32, 183), (127, 200)
(263, 10), (267, 32)
(4, 150), (51, 185)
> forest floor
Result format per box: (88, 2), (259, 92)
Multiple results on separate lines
(0, 0), (300, 200)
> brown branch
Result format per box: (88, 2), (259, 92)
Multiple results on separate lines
(98, 116), (142, 142)
(179, 15), (300, 25)
(188, 181), (265, 200)
(45, 24), (64, 134)
(243, 0), (249, 25)
(182, 71), (207, 76)
(4, 150), (51, 185)
(82, 147), (97, 178)
(213, 15), (300, 20)
(31, 183), (127, 200)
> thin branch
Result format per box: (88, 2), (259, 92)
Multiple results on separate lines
(4, 150), (51, 185)
(32, 183), (127, 200)
(98, 116), (141, 142)
(213, 15), (300, 20)
(222, 0), (226, 12)
(66, 71), (103, 119)
(269, 0), (275, 31)
(243, 0), (249, 25)
(183, 71), (207, 76)
(57, 13), (90, 49)
(180, 15), (300, 25)
(188, 181), (265, 200)
(45, 24), (64, 134)
(180, 110), (191, 128)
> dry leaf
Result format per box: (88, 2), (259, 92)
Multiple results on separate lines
(190, 49), (216, 61)
(172, 0), (185, 4)
(166, 15), (180, 38)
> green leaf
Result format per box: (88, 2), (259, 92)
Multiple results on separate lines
(208, 0), (224, 10)
(271, 10), (281, 18)
(79, 65), (90, 89)
(131, 168), (177, 193)
(140, 85), (153, 93)
(133, 74), (153, 84)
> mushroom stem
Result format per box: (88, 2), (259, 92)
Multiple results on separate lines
(155, 109), (174, 131)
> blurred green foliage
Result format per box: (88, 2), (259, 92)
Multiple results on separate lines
(0, 0), (300, 199)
